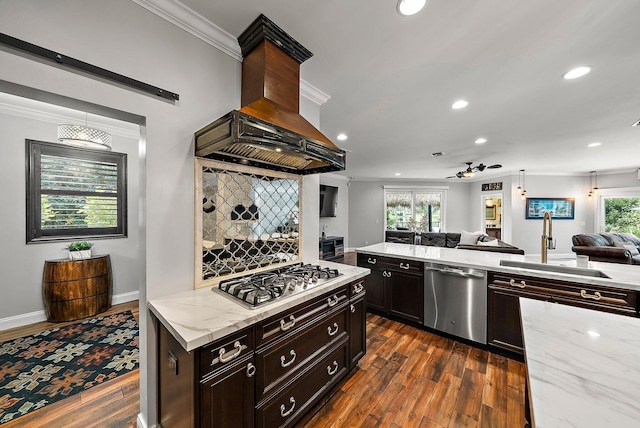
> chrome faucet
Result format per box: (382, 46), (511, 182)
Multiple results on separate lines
(541, 211), (556, 263)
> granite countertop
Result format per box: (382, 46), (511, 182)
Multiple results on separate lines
(356, 242), (640, 291)
(520, 298), (640, 427)
(148, 261), (370, 352)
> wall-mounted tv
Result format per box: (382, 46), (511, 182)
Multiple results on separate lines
(319, 184), (338, 217)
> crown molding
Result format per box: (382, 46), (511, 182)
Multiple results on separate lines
(0, 96), (140, 139)
(129, 0), (330, 106)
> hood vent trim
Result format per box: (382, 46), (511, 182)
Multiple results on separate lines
(195, 14), (346, 175)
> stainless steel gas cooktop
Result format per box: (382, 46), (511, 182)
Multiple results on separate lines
(214, 263), (342, 308)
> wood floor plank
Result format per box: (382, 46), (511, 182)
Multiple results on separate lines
(454, 368), (485, 422)
(301, 310), (527, 428)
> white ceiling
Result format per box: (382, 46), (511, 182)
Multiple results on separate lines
(149, 0), (640, 181)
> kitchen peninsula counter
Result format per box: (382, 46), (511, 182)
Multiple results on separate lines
(520, 298), (640, 427)
(356, 242), (640, 292)
(148, 261), (369, 351)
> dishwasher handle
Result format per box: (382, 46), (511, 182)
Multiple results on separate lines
(425, 265), (486, 279)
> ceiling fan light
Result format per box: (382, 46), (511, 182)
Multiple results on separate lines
(397, 0), (427, 16)
(57, 124), (112, 150)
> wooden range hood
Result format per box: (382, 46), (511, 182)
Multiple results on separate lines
(195, 14), (346, 175)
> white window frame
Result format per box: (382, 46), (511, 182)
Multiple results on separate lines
(595, 187), (640, 233)
(383, 186), (448, 233)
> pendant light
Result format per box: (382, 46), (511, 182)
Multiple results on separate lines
(58, 113), (112, 150)
(516, 170), (523, 194)
(519, 170), (527, 200)
(588, 171), (599, 200)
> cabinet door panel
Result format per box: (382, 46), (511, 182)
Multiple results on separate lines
(349, 295), (367, 369)
(364, 270), (386, 312)
(200, 356), (255, 428)
(388, 271), (424, 323)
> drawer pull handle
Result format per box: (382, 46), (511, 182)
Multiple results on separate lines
(509, 279), (526, 288)
(581, 290), (602, 300)
(327, 361), (339, 376)
(327, 322), (339, 336)
(350, 304), (356, 313)
(246, 362), (256, 378)
(353, 283), (364, 294)
(399, 262), (410, 270)
(383, 271), (392, 278)
(280, 315), (296, 331)
(280, 350), (297, 368)
(280, 397), (296, 418)
(367, 257), (377, 264)
(218, 341), (242, 363)
(327, 295), (339, 307)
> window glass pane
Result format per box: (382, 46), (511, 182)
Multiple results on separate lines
(386, 193), (412, 230)
(415, 193), (441, 232)
(26, 140), (126, 242)
(604, 197), (640, 235)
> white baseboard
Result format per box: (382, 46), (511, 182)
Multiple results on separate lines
(0, 290), (139, 331)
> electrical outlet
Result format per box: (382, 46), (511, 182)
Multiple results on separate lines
(375, 219), (379, 224)
(365, 241), (369, 245)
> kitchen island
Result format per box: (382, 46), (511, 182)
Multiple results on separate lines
(520, 298), (640, 428)
(356, 242), (640, 291)
(149, 260), (370, 428)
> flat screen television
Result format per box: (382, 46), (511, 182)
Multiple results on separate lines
(319, 184), (338, 217)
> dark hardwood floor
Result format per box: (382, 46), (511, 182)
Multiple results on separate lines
(1, 253), (526, 427)
(0, 301), (140, 428)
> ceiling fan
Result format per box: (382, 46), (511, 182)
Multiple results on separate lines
(446, 162), (502, 179)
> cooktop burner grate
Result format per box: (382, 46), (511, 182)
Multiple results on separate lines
(215, 263), (341, 308)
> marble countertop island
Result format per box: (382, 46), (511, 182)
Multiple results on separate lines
(520, 298), (640, 427)
(356, 242), (640, 291)
(148, 261), (370, 351)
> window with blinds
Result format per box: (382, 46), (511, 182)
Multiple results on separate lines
(26, 140), (127, 243)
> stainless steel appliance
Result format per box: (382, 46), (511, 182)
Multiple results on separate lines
(424, 262), (487, 344)
(215, 263), (341, 308)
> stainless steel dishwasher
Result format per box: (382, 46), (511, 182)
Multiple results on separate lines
(424, 262), (487, 344)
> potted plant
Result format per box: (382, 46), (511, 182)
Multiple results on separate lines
(65, 241), (94, 260)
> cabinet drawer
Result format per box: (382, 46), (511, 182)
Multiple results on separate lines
(490, 272), (636, 314)
(256, 307), (347, 402)
(198, 327), (255, 379)
(348, 279), (366, 299)
(357, 253), (422, 274)
(256, 338), (349, 428)
(256, 286), (348, 347)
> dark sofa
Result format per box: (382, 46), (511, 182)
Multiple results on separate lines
(420, 232), (525, 255)
(572, 232), (640, 264)
(385, 230), (416, 244)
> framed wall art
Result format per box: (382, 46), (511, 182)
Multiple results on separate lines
(525, 198), (575, 220)
(482, 182), (503, 191)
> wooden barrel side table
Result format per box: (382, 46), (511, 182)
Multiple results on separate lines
(42, 255), (113, 322)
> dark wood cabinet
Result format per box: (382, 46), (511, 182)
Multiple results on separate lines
(487, 271), (638, 355)
(357, 253), (424, 323)
(199, 355), (255, 428)
(319, 236), (344, 260)
(156, 279), (366, 428)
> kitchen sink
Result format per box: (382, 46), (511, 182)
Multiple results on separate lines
(499, 260), (610, 278)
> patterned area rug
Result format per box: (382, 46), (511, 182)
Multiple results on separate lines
(0, 311), (139, 424)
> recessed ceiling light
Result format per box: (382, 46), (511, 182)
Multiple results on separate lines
(587, 142), (601, 147)
(563, 66), (591, 80)
(632, 119), (640, 127)
(451, 100), (468, 109)
(475, 138), (487, 144)
(397, 0), (427, 16)
(395, 172), (401, 176)
(586, 330), (600, 338)
(337, 133), (348, 141)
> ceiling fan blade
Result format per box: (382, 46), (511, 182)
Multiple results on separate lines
(476, 163), (486, 171)
(487, 164), (502, 169)
(445, 175), (458, 179)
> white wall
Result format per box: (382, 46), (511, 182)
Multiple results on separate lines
(0, 2), (324, 426)
(347, 179), (472, 248)
(0, 106), (140, 321)
(319, 174), (349, 247)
